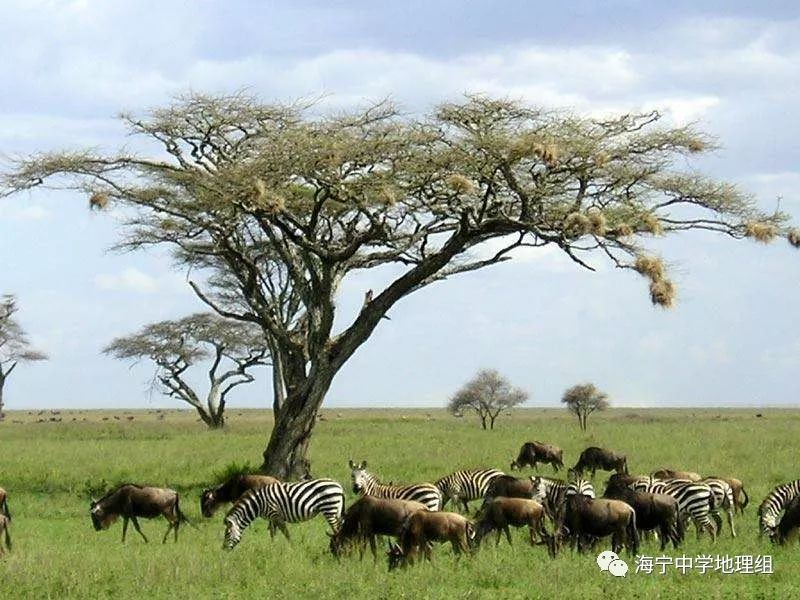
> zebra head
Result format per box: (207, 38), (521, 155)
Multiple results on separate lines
(349, 460), (372, 495)
(223, 516), (242, 550)
(529, 476), (547, 502)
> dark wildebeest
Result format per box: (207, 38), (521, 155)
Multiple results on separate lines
(0, 487), (10, 522)
(771, 496), (800, 545)
(603, 479), (683, 550)
(200, 474), (280, 517)
(484, 475), (537, 501)
(90, 484), (190, 543)
(707, 476), (749, 515)
(0, 514), (10, 556)
(510, 442), (564, 473)
(571, 447), (628, 478)
(474, 497), (547, 547)
(387, 511), (475, 569)
(548, 494), (638, 556)
(651, 468), (701, 482)
(329, 496), (427, 560)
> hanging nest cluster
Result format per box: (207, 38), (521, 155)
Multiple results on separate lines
(639, 213), (664, 235)
(377, 185), (399, 205)
(634, 254), (675, 308)
(788, 228), (800, 248)
(251, 178), (285, 214)
(445, 174), (475, 195)
(587, 210), (607, 236)
(594, 151), (610, 167)
(744, 221), (778, 243)
(563, 212), (591, 236)
(613, 222), (634, 237)
(510, 133), (560, 166)
(88, 191), (109, 211)
(686, 138), (706, 153)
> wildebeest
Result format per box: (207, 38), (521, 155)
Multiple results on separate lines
(387, 511), (475, 569)
(484, 475), (537, 501)
(571, 447), (628, 478)
(771, 496), (800, 545)
(474, 497), (547, 546)
(603, 479), (683, 550)
(549, 494), (638, 556)
(329, 496), (427, 559)
(90, 484), (190, 543)
(0, 487), (10, 522)
(510, 441), (564, 472)
(0, 514), (10, 556)
(651, 468), (701, 481)
(200, 473), (280, 517)
(707, 475), (749, 514)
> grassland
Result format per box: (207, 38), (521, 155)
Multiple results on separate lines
(0, 407), (798, 599)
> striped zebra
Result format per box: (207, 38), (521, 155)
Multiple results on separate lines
(702, 477), (736, 537)
(531, 476), (595, 520)
(758, 479), (800, 537)
(223, 479), (344, 549)
(349, 460), (442, 512)
(435, 468), (504, 512)
(632, 478), (717, 540)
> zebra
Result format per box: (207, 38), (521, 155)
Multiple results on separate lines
(223, 479), (344, 549)
(632, 478), (717, 540)
(758, 479), (800, 538)
(531, 476), (595, 521)
(349, 460), (442, 512)
(435, 468), (504, 512)
(702, 477), (737, 537)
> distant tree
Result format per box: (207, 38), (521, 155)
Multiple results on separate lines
(448, 369), (528, 430)
(103, 312), (269, 428)
(562, 382), (609, 431)
(0, 295), (48, 420)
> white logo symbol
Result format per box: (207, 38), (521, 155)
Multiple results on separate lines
(597, 550), (628, 577)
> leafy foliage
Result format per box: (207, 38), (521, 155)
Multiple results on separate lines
(561, 382), (609, 431)
(448, 369), (528, 429)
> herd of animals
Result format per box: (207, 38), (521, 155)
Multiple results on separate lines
(2, 441), (800, 569)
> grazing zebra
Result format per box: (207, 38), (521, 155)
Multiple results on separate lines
(223, 479), (344, 549)
(435, 468), (504, 512)
(531, 476), (595, 520)
(758, 479), (800, 537)
(349, 460), (442, 512)
(632, 478), (717, 540)
(702, 477), (736, 537)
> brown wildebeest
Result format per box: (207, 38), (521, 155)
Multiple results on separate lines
(571, 447), (628, 478)
(771, 496), (800, 545)
(0, 487), (10, 522)
(549, 494), (638, 556)
(707, 476), (749, 514)
(652, 468), (701, 481)
(90, 484), (190, 543)
(200, 474), (280, 517)
(329, 496), (427, 560)
(0, 514), (10, 556)
(484, 475), (537, 501)
(387, 511), (475, 569)
(475, 497), (547, 546)
(510, 442), (564, 472)
(603, 479), (683, 550)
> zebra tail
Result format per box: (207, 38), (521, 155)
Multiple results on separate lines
(627, 511), (639, 555)
(1, 499), (9, 522)
(741, 487), (749, 510)
(708, 490), (717, 512)
(4, 523), (11, 551)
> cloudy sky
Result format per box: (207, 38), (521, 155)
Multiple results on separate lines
(1, 0), (798, 410)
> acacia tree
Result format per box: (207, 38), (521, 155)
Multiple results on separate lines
(0, 295), (48, 420)
(448, 369), (528, 430)
(103, 312), (268, 428)
(562, 382), (609, 431)
(3, 93), (798, 476)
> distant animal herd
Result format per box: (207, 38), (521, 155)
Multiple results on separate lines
(2, 441), (799, 568)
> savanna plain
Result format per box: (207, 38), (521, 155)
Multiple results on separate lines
(0, 408), (797, 599)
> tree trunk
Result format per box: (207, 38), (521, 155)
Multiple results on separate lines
(260, 374), (332, 479)
(205, 383), (225, 429)
(0, 375), (5, 421)
(489, 414), (497, 430)
(480, 414), (487, 430)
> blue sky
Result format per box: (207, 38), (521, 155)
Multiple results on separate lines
(1, 1), (798, 410)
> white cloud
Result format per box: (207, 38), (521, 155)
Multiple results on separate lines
(94, 267), (158, 293)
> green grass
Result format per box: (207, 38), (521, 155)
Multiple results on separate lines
(0, 407), (797, 599)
